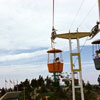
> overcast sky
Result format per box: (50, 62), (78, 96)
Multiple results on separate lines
(0, 0), (99, 87)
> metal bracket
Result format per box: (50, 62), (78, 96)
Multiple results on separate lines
(89, 21), (100, 39)
(51, 28), (57, 41)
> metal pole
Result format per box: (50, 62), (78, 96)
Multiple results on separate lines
(48, 53), (49, 64)
(51, 39), (53, 49)
(77, 38), (84, 100)
(98, 0), (100, 21)
(77, 38), (80, 53)
(72, 72), (75, 100)
(79, 71), (84, 100)
(69, 39), (75, 100)
(52, 0), (55, 29)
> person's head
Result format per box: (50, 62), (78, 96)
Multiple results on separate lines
(56, 57), (59, 60)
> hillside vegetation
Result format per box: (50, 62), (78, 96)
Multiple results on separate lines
(0, 76), (100, 100)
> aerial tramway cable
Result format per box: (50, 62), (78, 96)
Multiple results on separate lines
(73, 2), (97, 66)
(69, 1), (96, 66)
(98, 0), (100, 21)
(69, 0), (85, 30)
(78, 1), (97, 28)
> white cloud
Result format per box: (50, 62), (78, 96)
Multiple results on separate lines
(0, 49), (46, 62)
(81, 61), (99, 84)
(0, 0), (98, 50)
(0, 0), (52, 50)
(0, 64), (49, 88)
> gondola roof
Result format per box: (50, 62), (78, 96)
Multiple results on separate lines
(47, 48), (62, 53)
(92, 39), (100, 44)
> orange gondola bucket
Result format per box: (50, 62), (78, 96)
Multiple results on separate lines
(47, 48), (63, 73)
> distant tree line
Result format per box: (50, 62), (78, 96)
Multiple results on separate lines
(0, 76), (100, 100)
(0, 75), (53, 100)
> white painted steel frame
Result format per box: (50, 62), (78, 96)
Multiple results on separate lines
(69, 38), (84, 100)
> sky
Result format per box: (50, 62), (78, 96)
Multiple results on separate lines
(0, 0), (100, 88)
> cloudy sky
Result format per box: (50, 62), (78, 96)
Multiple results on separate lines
(0, 0), (99, 87)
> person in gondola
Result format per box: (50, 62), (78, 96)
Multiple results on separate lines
(97, 75), (100, 86)
(95, 50), (99, 58)
(95, 49), (100, 58)
(55, 57), (60, 62)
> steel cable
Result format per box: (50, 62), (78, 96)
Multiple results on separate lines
(69, 0), (85, 30)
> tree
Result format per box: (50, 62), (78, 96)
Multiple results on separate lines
(85, 81), (92, 90)
(31, 79), (38, 87)
(45, 76), (53, 86)
(0, 88), (6, 97)
(37, 75), (44, 86)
